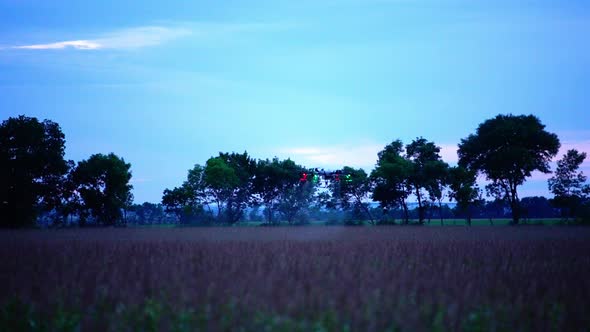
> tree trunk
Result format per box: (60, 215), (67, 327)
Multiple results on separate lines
(510, 200), (520, 225)
(509, 183), (520, 225)
(401, 201), (409, 224)
(416, 187), (424, 224)
(361, 204), (375, 225)
(439, 200), (444, 226)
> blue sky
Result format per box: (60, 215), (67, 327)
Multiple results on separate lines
(1, 0), (589, 203)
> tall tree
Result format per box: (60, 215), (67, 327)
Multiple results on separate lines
(424, 160), (450, 225)
(0, 115), (69, 227)
(458, 114), (560, 224)
(548, 149), (590, 221)
(328, 166), (374, 224)
(448, 166), (482, 226)
(253, 158), (303, 224)
(41, 160), (79, 226)
(204, 152), (256, 224)
(405, 137), (446, 224)
(162, 186), (196, 223)
(277, 181), (317, 224)
(73, 153), (133, 226)
(371, 140), (413, 224)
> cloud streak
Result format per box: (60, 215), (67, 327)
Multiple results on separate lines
(6, 21), (294, 51)
(10, 26), (191, 50)
(278, 144), (382, 170)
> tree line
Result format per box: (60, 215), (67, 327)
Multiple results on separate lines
(1, 114), (589, 228)
(1, 116), (132, 227)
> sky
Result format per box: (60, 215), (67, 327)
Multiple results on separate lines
(1, 0), (589, 203)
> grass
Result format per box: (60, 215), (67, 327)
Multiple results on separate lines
(231, 218), (564, 227)
(1, 227), (589, 331)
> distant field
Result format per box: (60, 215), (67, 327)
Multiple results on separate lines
(1, 227), (589, 331)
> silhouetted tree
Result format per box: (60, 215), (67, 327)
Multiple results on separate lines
(130, 202), (165, 224)
(371, 140), (413, 224)
(406, 137), (446, 224)
(42, 160), (79, 226)
(328, 166), (374, 224)
(424, 158), (449, 225)
(277, 181), (317, 224)
(448, 166), (482, 226)
(73, 153), (133, 226)
(519, 196), (557, 220)
(548, 149), (590, 222)
(0, 115), (69, 227)
(204, 152), (256, 224)
(458, 114), (560, 224)
(253, 158), (304, 224)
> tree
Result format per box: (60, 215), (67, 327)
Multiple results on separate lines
(406, 137), (446, 224)
(73, 153), (133, 226)
(277, 181), (317, 224)
(519, 196), (557, 220)
(371, 140), (413, 224)
(203, 152), (257, 224)
(253, 158), (303, 224)
(424, 160), (450, 225)
(41, 160), (79, 226)
(129, 202), (165, 224)
(162, 186), (193, 223)
(548, 149), (590, 222)
(0, 115), (69, 227)
(448, 166), (482, 226)
(458, 114), (560, 224)
(328, 166), (374, 224)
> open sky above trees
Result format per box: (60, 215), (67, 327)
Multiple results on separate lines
(1, 0), (589, 202)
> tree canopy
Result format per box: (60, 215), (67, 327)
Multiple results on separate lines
(73, 153), (133, 226)
(0, 115), (69, 227)
(548, 149), (590, 221)
(371, 140), (413, 223)
(458, 114), (560, 224)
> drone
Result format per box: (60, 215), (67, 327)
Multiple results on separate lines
(299, 168), (352, 184)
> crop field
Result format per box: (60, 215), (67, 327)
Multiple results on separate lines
(1, 227), (590, 331)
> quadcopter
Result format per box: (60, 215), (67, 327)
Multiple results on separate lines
(299, 168), (352, 184)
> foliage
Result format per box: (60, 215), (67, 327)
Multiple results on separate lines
(0, 115), (69, 227)
(276, 180), (317, 224)
(519, 196), (558, 220)
(162, 164), (210, 224)
(203, 152), (257, 224)
(458, 114), (560, 224)
(371, 140), (414, 224)
(448, 166), (482, 226)
(253, 157), (306, 224)
(72, 153), (133, 226)
(548, 149), (590, 221)
(129, 202), (166, 224)
(327, 166), (374, 224)
(405, 137), (448, 224)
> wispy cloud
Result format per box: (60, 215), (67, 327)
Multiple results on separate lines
(14, 40), (102, 50)
(10, 26), (191, 50)
(277, 142), (460, 171)
(277, 144), (382, 170)
(5, 21), (295, 51)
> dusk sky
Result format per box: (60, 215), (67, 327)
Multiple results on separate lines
(1, 0), (589, 203)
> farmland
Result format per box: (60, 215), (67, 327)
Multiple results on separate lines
(1, 227), (590, 331)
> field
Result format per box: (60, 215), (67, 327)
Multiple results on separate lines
(1, 227), (590, 331)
